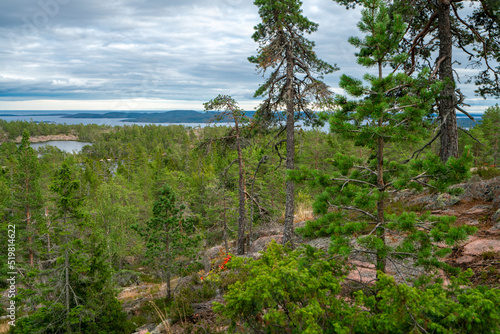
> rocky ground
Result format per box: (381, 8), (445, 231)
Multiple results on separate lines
(14, 134), (79, 143)
(124, 176), (500, 334)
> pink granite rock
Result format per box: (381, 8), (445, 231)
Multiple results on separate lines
(456, 255), (475, 264)
(346, 264), (376, 284)
(463, 239), (500, 255)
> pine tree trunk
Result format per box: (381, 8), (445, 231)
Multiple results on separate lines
(65, 248), (70, 314)
(222, 189), (229, 254)
(65, 210), (71, 333)
(166, 232), (171, 300)
(438, 0), (459, 162)
(376, 62), (386, 279)
(45, 207), (51, 257)
(376, 136), (386, 278)
(166, 271), (171, 300)
(27, 208), (34, 267)
(282, 42), (295, 248)
(235, 118), (246, 255)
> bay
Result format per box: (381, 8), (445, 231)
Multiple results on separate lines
(30, 141), (92, 153)
(0, 110), (218, 127)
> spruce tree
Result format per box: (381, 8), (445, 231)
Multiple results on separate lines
(14, 160), (128, 334)
(249, 0), (337, 247)
(15, 130), (43, 268)
(50, 160), (83, 333)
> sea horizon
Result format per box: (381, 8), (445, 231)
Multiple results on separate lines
(0, 109), (484, 128)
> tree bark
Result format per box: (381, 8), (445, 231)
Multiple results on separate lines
(222, 189), (229, 254)
(376, 62), (386, 279)
(438, 0), (459, 162)
(282, 42), (295, 248)
(27, 208), (34, 267)
(235, 118), (247, 255)
(166, 232), (171, 300)
(64, 211), (71, 333)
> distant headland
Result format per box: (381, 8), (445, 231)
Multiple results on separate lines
(62, 110), (256, 123)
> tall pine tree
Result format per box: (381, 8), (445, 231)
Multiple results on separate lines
(204, 95), (249, 255)
(336, 0), (500, 162)
(295, 0), (476, 281)
(249, 0), (337, 247)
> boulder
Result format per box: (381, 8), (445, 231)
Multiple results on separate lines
(249, 235), (282, 253)
(433, 193), (461, 209)
(463, 239), (500, 256)
(258, 228), (282, 238)
(455, 176), (500, 203)
(173, 275), (193, 293)
(489, 221), (500, 233)
(346, 261), (376, 284)
(409, 193), (459, 210)
(465, 205), (492, 215)
(456, 255), (475, 264)
(492, 209), (500, 223)
(203, 245), (225, 272)
(132, 323), (156, 334)
(304, 237), (330, 251)
(407, 177), (500, 210)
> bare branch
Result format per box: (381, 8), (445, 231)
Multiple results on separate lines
(331, 177), (378, 188)
(403, 130), (441, 163)
(222, 159), (239, 179)
(455, 105), (475, 122)
(353, 165), (377, 177)
(244, 191), (270, 215)
(409, 11), (439, 74)
(458, 127), (483, 145)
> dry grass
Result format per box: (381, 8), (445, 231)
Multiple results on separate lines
(117, 277), (184, 302)
(0, 321), (10, 334)
(149, 301), (173, 334)
(295, 201), (314, 222)
(117, 283), (167, 302)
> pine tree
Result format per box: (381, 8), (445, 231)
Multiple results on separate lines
(141, 184), (199, 299)
(204, 95), (249, 255)
(336, 0), (500, 162)
(477, 104), (500, 166)
(249, 0), (337, 247)
(295, 0), (476, 281)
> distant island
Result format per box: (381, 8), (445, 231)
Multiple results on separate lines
(63, 110), (256, 123)
(63, 110), (482, 127)
(0, 110), (482, 126)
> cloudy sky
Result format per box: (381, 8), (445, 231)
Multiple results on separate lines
(0, 0), (497, 112)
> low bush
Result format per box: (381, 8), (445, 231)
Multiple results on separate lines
(215, 241), (500, 334)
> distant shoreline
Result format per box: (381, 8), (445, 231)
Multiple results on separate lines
(0, 110), (484, 128)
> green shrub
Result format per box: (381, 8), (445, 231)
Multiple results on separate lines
(214, 241), (351, 333)
(112, 269), (141, 287)
(169, 278), (217, 323)
(472, 166), (500, 180)
(215, 242), (500, 334)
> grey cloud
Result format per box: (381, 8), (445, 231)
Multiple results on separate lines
(0, 0), (497, 112)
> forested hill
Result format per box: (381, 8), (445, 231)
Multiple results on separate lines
(63, 110), (257, 123)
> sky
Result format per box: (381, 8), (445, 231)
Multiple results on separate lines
(0, 0), (498, 112)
